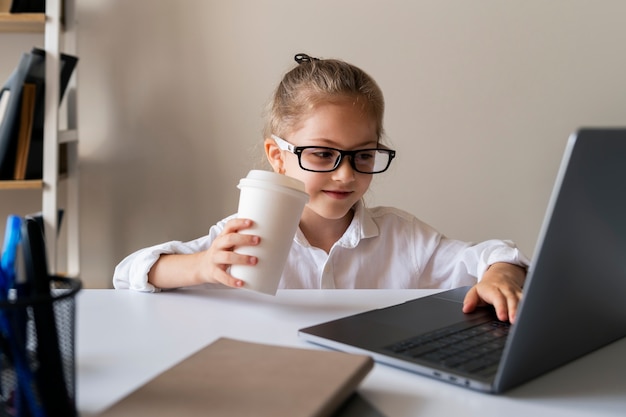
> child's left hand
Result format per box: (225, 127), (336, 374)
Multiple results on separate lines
(462, 262), (527, 324)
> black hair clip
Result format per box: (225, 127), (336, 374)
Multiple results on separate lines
(295, 53), (320, 64)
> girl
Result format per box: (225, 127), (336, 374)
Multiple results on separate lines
(114, 53), (528, 323)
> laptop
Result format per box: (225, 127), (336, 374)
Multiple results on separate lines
(299, 128), (626, 394)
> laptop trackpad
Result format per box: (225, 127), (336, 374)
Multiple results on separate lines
(368, 289), (493, 335)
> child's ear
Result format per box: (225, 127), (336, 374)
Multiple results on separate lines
(264, 137), (284, 173)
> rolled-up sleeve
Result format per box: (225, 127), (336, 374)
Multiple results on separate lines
(420, 236), (530, 288)
(113, 218), (230, 291)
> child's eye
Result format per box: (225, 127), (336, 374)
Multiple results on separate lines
(355, 151), (375, 161)
(309, 149), (336, 160)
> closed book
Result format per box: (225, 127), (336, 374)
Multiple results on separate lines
(9, 0), (45, 13)
(0, 53), (32, 179)
(13, 82), (36, 180)
(98, 337), (374, 417)
(23, 48), (77, 179)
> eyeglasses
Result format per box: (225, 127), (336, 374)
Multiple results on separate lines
(271, 135), (396, 174)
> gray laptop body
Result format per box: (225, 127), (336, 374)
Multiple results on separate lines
(299, 128), (626, 393)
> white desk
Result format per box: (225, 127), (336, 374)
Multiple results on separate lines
(76, 288), (626, 417)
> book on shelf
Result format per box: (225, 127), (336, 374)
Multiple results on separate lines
(0, 47), (78, 181)
(21, 47), (78, 180)
(0, 86), (10, 128)
(0, 51), (32, 180)
(0, 0), (11, 13)
(8, 0), (45, 13)
(13, 82), (36, 180)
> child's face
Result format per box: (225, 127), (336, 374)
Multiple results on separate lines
(270, 99), (378, 222)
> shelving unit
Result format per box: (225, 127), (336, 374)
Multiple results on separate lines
(0, 0), (79, 277)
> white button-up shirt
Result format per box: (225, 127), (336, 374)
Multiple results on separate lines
(113, 203), (529, 292)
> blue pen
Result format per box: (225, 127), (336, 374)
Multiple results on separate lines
(0, 258), (6, 299)
(1, 215), (22, 295)
(0, 258), (5, 410)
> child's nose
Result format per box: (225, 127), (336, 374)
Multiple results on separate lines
(332, 157), (356, 181)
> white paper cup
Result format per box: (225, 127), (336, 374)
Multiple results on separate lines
(230, 170), (309, 295)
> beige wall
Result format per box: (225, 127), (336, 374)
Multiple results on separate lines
(2, 0), (626, 288)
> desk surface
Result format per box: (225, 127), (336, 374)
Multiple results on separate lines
(76, 288), (626, 417)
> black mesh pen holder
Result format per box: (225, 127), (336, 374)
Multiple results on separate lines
(0, 276), (82, 417)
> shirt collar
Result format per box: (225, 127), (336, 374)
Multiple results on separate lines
(294, 200), (380, 248)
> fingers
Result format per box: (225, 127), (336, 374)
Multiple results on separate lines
(462, 284), (523, 324)
(214, 218), (258, 255)
(222, 217), (255, 234)
(491, 276), (524, 323)
(462, 286), (481, 314)
(200, 218), (260, 288)
(492, 290), (514, 323)
(463, 263), (526, 323)
(210, 267), (246, 289)
(210, 248), (258, 289)
(502, 287), (523, 323)
(213, 231), (260, 256)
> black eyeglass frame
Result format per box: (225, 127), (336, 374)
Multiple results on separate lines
(271, 134), (396, 174)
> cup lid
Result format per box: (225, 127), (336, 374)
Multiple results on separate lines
(243, 170), (306, 193)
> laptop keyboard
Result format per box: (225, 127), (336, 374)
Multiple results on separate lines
(384, 320), (510, 378)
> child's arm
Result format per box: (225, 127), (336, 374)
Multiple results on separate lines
(147, 218), (259, 289)
(462, 262), (526, 324)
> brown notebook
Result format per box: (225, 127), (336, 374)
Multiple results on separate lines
(98, 337), (374, 417)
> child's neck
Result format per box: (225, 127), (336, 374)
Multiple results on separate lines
(299, 208), (354, 254)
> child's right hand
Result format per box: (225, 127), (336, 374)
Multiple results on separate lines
(146, 218), (260, 290)
(199, 218), (259, 288)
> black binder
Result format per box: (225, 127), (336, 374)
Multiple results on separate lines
(0, 53), (34, 179)
(9, 0), (45, 13)
(22, 48), (78, 179)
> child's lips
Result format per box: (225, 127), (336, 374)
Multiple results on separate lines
(323, 190), (353, 199)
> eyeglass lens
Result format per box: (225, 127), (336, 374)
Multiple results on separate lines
(299, 148), (391, 173)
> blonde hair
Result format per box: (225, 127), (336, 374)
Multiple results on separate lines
(264, 54), (385, 142)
